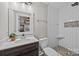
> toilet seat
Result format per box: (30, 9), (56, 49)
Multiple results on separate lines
(43, 47), (61, 56)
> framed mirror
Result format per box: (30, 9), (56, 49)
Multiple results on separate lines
(8, 9), (33, 35)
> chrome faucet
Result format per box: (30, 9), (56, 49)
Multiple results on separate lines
(22, 34), (25, 39)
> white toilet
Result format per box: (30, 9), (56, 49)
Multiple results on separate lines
(39, 38), (61, 56)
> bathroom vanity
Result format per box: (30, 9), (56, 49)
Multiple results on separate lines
(0, 36), (39, 56)
(4, 7), (38, 56)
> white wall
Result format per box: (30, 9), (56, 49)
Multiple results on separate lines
(0, 2), (8, 39)
(47, 5), (59, 48)
(59, 5), (79, 51)
(32, 2), (48, 38)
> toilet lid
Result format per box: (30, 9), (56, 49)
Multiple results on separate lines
(43, 47), (61, 56)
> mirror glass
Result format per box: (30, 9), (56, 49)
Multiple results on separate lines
(18, 16), (30, 32)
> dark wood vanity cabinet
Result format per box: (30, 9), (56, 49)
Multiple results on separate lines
(0, 42), (39, 56)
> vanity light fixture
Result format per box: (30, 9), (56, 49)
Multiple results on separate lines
(71, 2), (79, 7)
(24, 2), (32, 6)
(20, 2), (32, 6)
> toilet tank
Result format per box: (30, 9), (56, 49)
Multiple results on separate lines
(39, 38), (48, 49)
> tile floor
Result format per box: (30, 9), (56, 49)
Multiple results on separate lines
(54, 46), (75, 56)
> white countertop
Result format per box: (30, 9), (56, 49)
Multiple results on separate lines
(0, 36), (39, 51)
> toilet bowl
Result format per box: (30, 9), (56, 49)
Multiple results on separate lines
(39, 38), (61, 56)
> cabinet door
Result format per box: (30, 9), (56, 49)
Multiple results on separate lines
(19, 42), (39, 56)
